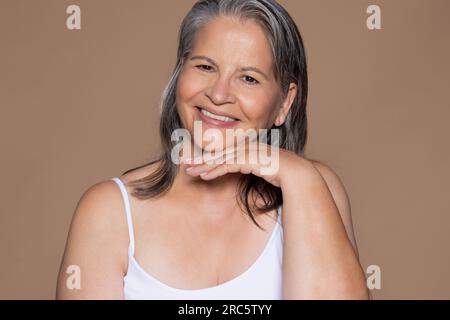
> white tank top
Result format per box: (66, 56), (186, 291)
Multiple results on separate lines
(111, 176), (284, 300)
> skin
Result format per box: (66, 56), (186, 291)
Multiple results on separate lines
(56, 16), (369, 299)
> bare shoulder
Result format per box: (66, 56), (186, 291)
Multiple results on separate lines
(308, 160), (349, 203)
(72, 179), (128, 234)
(309, 160), (359, 256)
(56, 179), (129, 299)
(310, 160), (348, 196)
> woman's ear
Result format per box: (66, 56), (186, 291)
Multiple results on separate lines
(274, 83), (298, 126)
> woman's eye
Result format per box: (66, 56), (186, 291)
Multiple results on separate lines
(195, 65), (259, 85)
(243, 75), (259, 85)
(196, 65), (214, 72)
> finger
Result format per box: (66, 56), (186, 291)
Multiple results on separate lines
(199, 163), (238, 180)
(184, 147), (237, 167)
(186, 149), (240, 175)
(200, 162), (256, 180)
(187, 137), (252, 165)
(186, 161), (221, 176)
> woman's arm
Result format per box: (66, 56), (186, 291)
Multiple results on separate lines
(183, 145), (369, 299)
(56, 181), (128, 299)
(310, 160), (360, 256)
(280, 157), (369, 299)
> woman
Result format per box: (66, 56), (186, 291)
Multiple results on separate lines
(56, 0), (369, 299)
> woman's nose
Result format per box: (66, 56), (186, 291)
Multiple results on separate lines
(206, 76), (236, 105)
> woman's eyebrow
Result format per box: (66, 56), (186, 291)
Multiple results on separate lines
(189, 55), (269, 80)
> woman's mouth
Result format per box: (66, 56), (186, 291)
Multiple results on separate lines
(195, 106), (240, 127)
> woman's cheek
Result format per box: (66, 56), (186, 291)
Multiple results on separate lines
(176, 73), (199, 126)
(239, 93), (274, 123)
(180, 68), (208, 96)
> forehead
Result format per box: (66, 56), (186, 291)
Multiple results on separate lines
(190, 17), (274, 74)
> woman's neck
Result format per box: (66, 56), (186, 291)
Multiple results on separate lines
(170, 162), (243, 216)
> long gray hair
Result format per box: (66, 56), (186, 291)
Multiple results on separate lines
(123, 0), (308, 230)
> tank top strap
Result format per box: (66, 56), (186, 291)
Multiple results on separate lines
(277, 204), (283, 240)
(111, 177), (136, 257)
(277, 204), (282, 223)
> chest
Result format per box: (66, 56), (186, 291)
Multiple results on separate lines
(130, 201), (278, 290)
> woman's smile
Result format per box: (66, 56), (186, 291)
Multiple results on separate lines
(195, 106), (241, 128)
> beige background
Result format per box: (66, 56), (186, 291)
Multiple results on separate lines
(1, 0), (449, 299)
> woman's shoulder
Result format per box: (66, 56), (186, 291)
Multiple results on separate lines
(57, 178), (132, 298)
(59, 178), (132, 283)
(309, 159), (340, 181)
(75, 160), (163, 219)
(305, 158), (350, 210)
(71, 160), (162, 241)
(73, 178), (129, 236)
(308, 159), (348, 197)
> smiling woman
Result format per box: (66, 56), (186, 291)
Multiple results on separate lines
(56, 0), (369, 300)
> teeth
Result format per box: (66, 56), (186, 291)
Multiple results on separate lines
(200, 108), (236, 122)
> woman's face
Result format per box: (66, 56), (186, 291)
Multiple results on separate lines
(176, 16), (297, 152)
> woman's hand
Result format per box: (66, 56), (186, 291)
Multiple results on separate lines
(182, 142), (313, 188)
